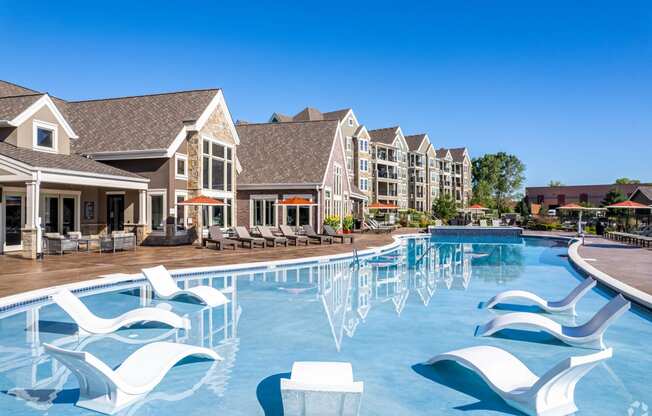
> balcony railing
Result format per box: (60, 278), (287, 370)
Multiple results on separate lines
(377, 170), (398, 179)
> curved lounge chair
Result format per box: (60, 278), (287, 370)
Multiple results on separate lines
(485, 277), (596, 315)
(281, 361), (363, 416)
(52, 289), (190, 336)
(43, 341), (222, 415)
(426, 345), (612, 416)
(142, 265), (229, 307)
(477, 294), (630, 349)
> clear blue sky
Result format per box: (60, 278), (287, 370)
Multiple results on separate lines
(2, 1), (650, 187)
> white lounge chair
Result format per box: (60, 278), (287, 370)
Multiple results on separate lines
(142, 265), (229, 307)
(477, 294), (630, 349)
(479, 219), (488, 227)
(281, 361), (363, 416)
(52, 289), (191, 336)
(426, 345), (612, 416)
(43, 341), (222, 414)
(491, 219), (501, 227)
(485, 277), (596, 315)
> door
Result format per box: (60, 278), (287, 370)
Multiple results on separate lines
(44, 196), (59, 233)
(5, 195), (24, 249)
(107, 195), (125, 233)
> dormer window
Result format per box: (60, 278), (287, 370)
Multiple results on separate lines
(33, 120), (58, 152)
(348, 118), (353, 126)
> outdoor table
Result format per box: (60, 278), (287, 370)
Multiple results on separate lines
(77, 236), (100, 252)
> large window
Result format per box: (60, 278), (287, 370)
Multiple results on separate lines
(202, 198), (232, 229)
(252, 198), (276, 226)
(176, 193), (186, 232)
(334, 165), (342, 195)
(360, 159), (368, 172)
(359, 178), (368, 191)
(359, 139), (368, 153)
(286, 206), (311, 227)
(202, 137), (233, 192)
(324, 189), (332, 216)
(150, 194), (165, 232)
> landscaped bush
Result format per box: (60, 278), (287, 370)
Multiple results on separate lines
(342, 215), (354, 231)
(324, 215), (341, 230)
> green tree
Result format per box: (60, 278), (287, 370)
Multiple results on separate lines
(432, 195), (457, 222)
(614, 177), (640, 185)
(601, 189), (626, 206)
(548, 180), (564, 187)
(515, 196), (530, 216)
(470, 180), (494, 208)
(472, 152), (526, 214)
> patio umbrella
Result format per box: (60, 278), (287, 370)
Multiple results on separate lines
(557, 204), (606, 235)
(275, 197), (318, 206)
(178, 196), (227, 246)
(605, 200), (651, 232)
(368, 202), (398, 210)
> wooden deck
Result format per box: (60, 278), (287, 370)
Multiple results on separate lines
(0, 231), (409, 298)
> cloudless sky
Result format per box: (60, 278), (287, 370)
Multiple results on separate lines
(1, 1), (650, 187)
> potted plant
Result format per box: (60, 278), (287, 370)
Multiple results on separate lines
(342, 215), (354, 234)
(324, 215), (341, 231)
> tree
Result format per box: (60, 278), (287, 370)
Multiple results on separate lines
(614, 177), (640, 185)
(472, 152), (526, 214)
(548, 180), (564, 187)
(470, 180), (494, 208)
(601, 189), (626, 207)
(432, 195), (457, 222)
(515, 196), (530, 216)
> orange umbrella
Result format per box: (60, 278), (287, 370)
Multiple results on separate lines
(178, 196), (227, 206)
(275, 197), (317, 206)
(558, 203), (584, 210)
(368, 202), (398, 210)
(469, 204), (489, 210)
(605, 201), (649, 209)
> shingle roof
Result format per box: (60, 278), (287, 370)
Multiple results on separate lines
(270, 112), (293, 122)
(0, 94), (44, 121)
(448, 147), (468, 162)
(404, 134), (427, 151)
(67, 89), (219, 154)
(292, 107), (324, 122)
(632, 186), (652, 201)
(0, 80), (39, 98)
(271, 107), (352, 123)
(0, 142), (144, 179)
(368, 126), (399, 145)
(236, 120), (339, 185)
(436, 148), (451, 158)
(322, 108), (351, 122)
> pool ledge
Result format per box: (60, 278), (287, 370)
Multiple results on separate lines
(0, 233), (427, 313)
(568, 240), (652, 309)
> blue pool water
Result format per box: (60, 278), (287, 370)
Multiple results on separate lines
(0, 236), (650, 415)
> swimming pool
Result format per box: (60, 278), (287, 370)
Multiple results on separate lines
(0, 235), (650, 415)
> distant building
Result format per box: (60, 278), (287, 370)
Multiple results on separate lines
(628, 186), (652, 206)
(525, 183), (646, 208)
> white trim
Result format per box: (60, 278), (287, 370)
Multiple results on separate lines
(174, 190), (189, 234)
(249, 196), (278, 228)
(147, 190), (167, 234)
(175, 153), (188, 180)
(89, 149), (169, 160)
(105, 191), (126, 195)
(40, 191), (81, 234)
(238, 183), (321, 190)
(193, 90), (241, 145)
(10, 95), (78, 139)
(32, 119), (58, 153)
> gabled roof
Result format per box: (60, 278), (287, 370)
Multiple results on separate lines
(67, 89), (220, 154)
(293, 107), (324, 122)
(322, 108), (352, 122)
(368, 126), (400, 145)
(0, 141), (144, 179)
(236, 120), (339, 186)
(270, 107), (352, 123)
(630, 186), (652, 203)
(436, 148), (452, 159)
(0, 80), (39, 98)
(0, 93), (44, 121)
(404, 134), (428, 152)
(270, 112), (293, 122)
(449, 147), (469, 162)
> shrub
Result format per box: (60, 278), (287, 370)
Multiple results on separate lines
(324, 215), (340, 230)
(342, 215), (354, 231)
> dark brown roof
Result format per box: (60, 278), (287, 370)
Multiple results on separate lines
(435, 148), (451, 158)
(270, 113), (293, 122)
(236, 120), (339, 185)
(322, 108), (351, 122)
(0, 94), (44, 121)
(448, 147), (468, 162)
(404, 134), (427, 151)
(293, 107), (324, 122)
(631, 186), (652, 203)
(0, 80), (40, 98)
(67, 89), (219, 154)
(0, 142), (144, 178)
(368, 126), (399, 145)
(271, 107), (352, 123)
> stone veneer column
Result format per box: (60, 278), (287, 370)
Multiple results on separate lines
(186, 131), (202, 241)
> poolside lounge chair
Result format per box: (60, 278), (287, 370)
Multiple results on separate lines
(366, 218), (393, 234)
(323, 225), (354, 243)
(302, 224), (333, 244)
(426, 345), (612, 416)
(281, 361), (363, 416)
(234, 226), (266, 248)
(279, 225), (309, 246)
(203, 226), (237, 250)
(491, 219), (501, 227)
(43, 341), (221, 414)
(485, 277), (596, 316)
(479, 219), (488, 227)
(259, 226), (289, 247)
(476, 294), (630, 349)
(52, 289), (190, 336)
(142, 265), (230, 307)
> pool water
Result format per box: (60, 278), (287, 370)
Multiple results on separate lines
(0, 236), (650, 415)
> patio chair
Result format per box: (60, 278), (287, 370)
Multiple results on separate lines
(233, 226), (266, 248)
(485, 277), (596, 316)
(323, 225), (354, 243)
(259, 226), (289, 247)
(426, 345), (612, 416)
(281, 361), (363, 416)
(204, 225), (237, 250)
(52, 289), (190, 336)
(279, 225), (309, 246)
(302, 224), (333, 244)
(44, 233), (79, 255)
(142, 265), (230, 307)
(44, 341), (221, 414)
(476, 294), (630, 349)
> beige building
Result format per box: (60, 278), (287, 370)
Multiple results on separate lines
(368, 126), (410, 210)
(405, 134), (439, 212)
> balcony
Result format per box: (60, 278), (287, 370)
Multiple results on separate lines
(377, 169), (398, 180)
(376, 149), (398, 163)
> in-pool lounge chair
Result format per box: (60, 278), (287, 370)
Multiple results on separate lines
(485, 277), (596, 315)
(476, 294), (630, 349)
(52, 289), (190, 336)
(434, 219), (443, 226)
(323, 225), (354, 244)
(203, 226), (238, 250)
(279, 225), (310, 246)
(259, 226), (289, 247)
(234, 226), (266, 248)
(491, 219), (501, 227)
(44, 341), (221, 414)
(281, 361), (363, 416)
(426, 345), (612, 416)
(479, 219), (488, 227)
(302, 224), (333, 244)
(142, 265), (230, 307)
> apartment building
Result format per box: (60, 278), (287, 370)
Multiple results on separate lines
(449, 148), (472, 208)
(368, 127), (410, 209)
(405, 134), (439, 212)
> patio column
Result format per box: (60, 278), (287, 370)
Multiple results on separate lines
(134, 189), (147, 244)
(22, 175), (41, 259)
